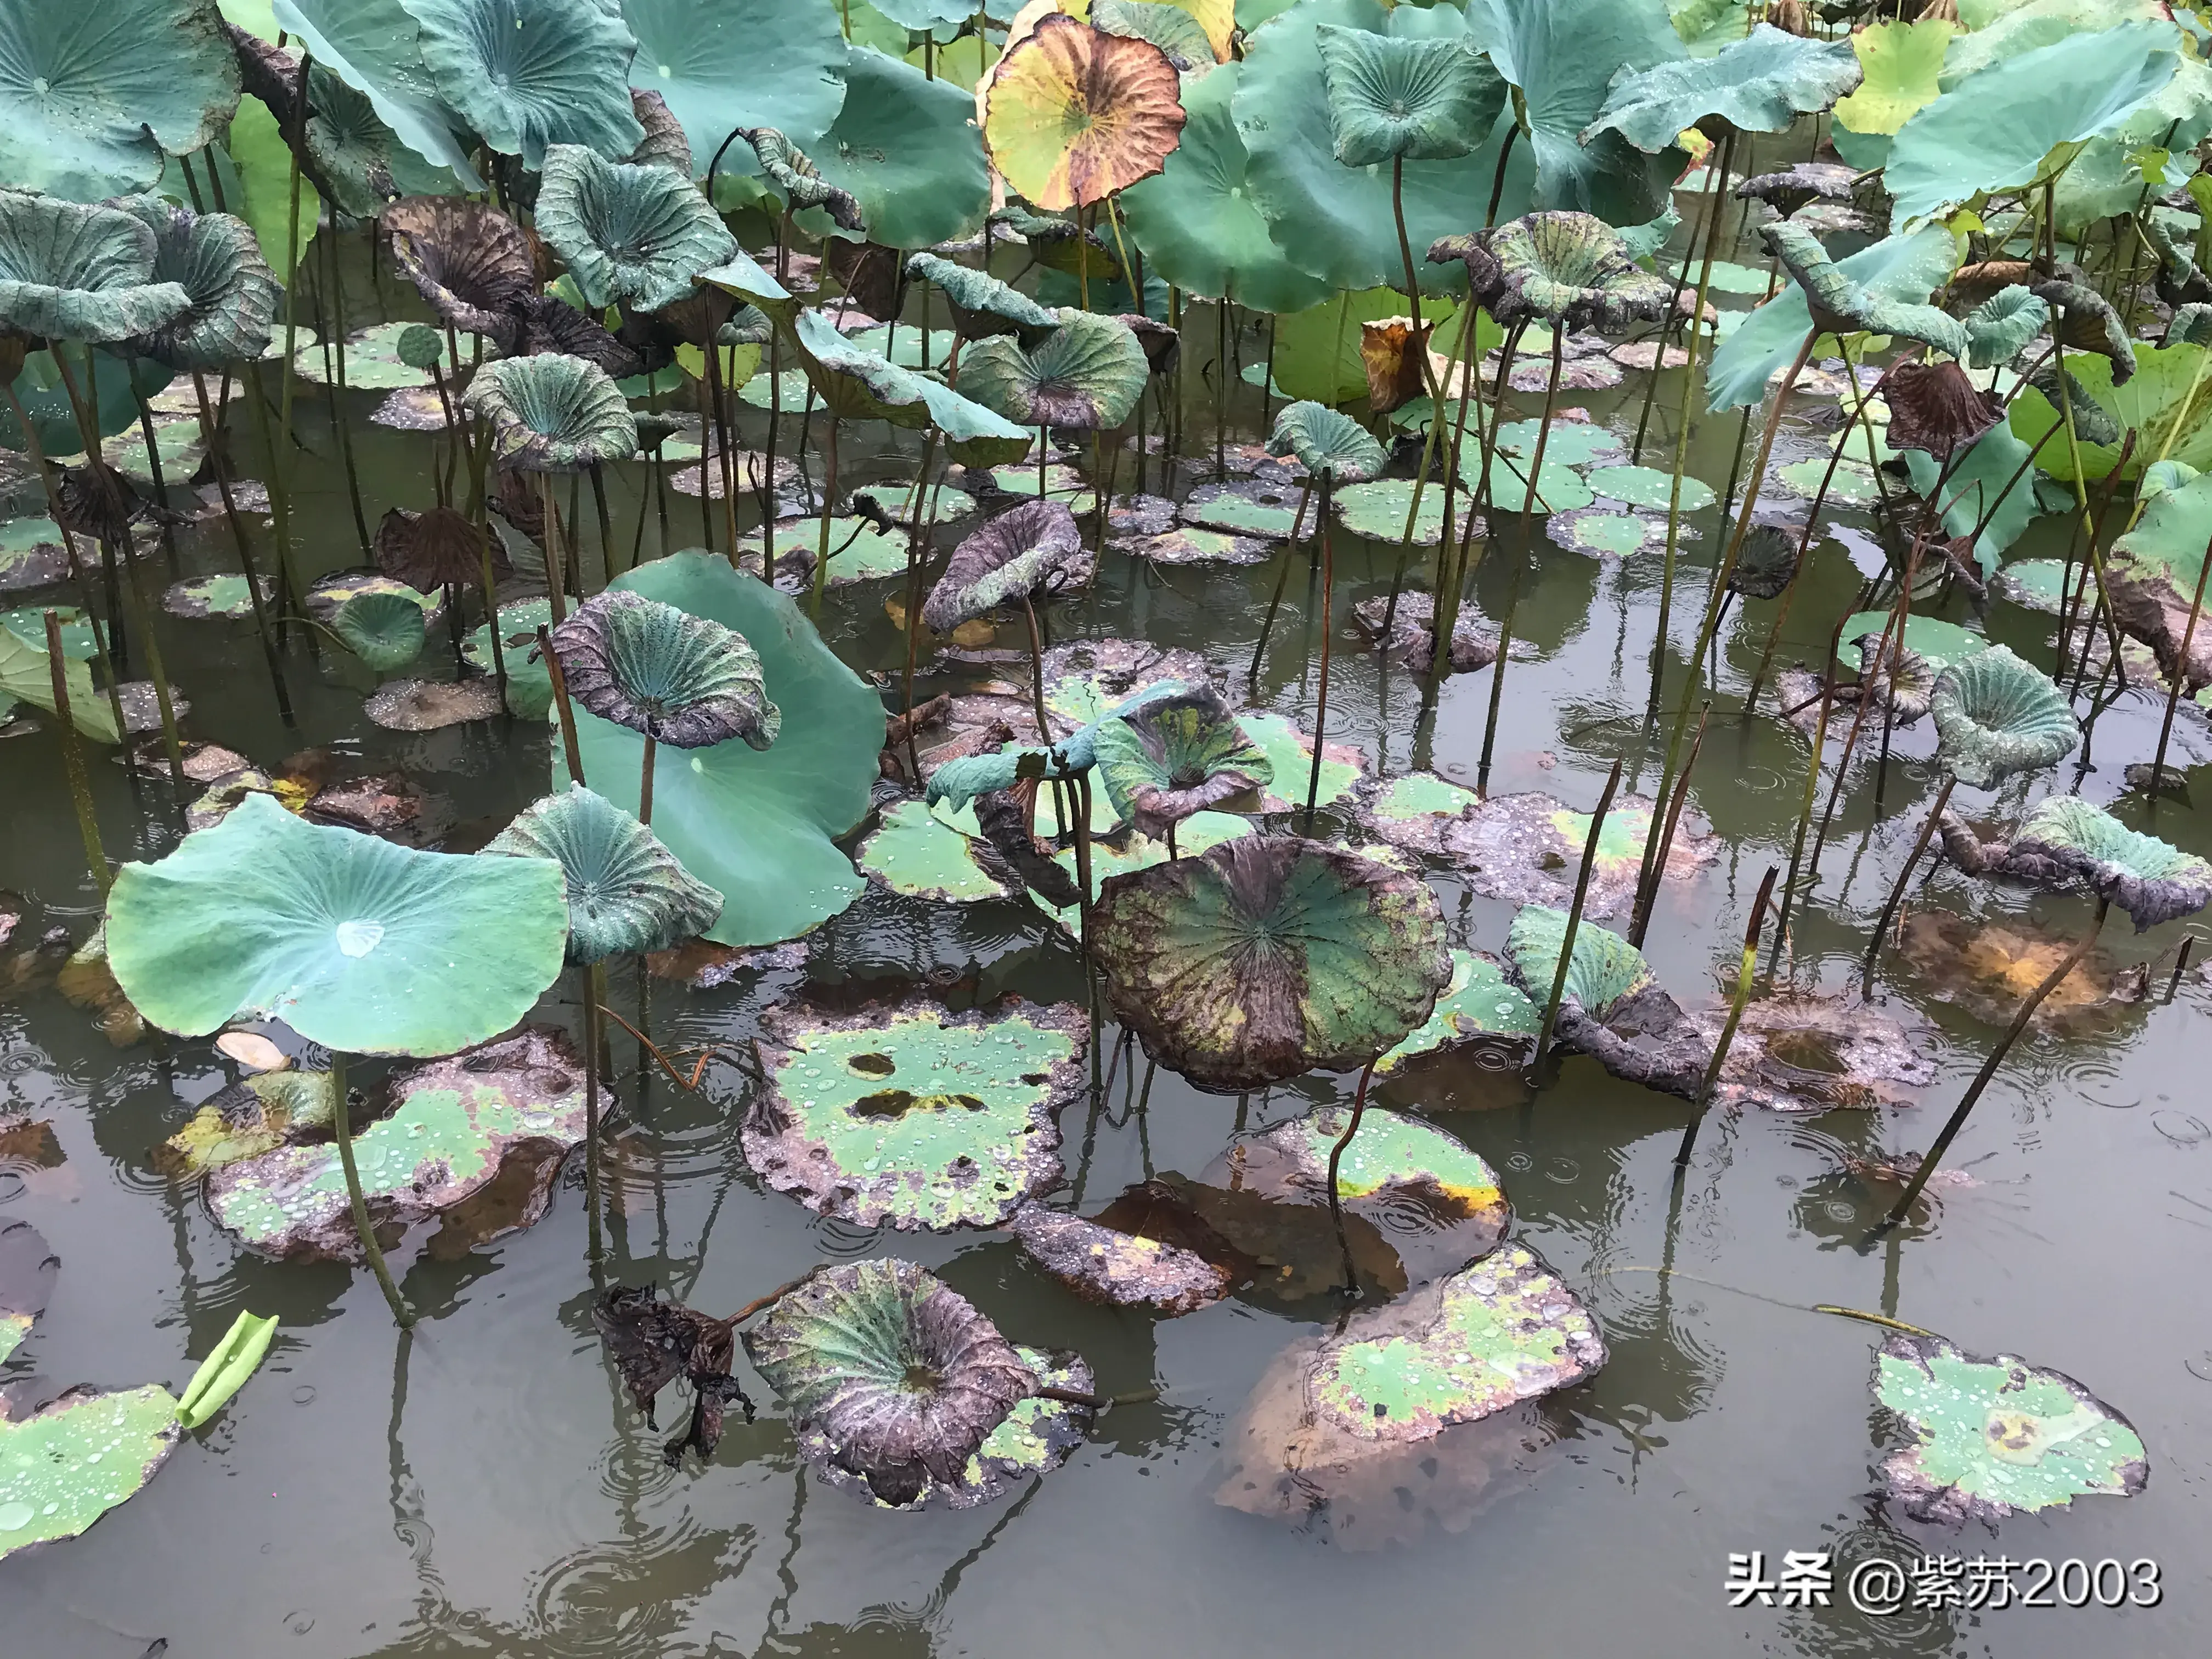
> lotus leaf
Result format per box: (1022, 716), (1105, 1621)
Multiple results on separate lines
(551, 588), (777, 751)
(855, 798), (1015, 904)
(2106, 467), (2212, 685)
(1878, 359), (2001, 461)
(1311, 25), (1499, 168)
(1585, 464), (1714, 511)
(984, 14), (1186, 211)
(2000, 794), (2212, 929)
(1272, 284), (1468, 404)
(465, 596), (554, 717)
(1376, 947), (1539, 1073)
(399, 0), (644, 167)
(464, 352), (637, 472)
(1093, 687), (1273, 838)
(1091, 836), (1449, 1092)
(376, 503), (493, 591)
(1265, 400), (1385, 485)
(1372, 788), (1709, 918)
(1902, 419), (2040, 573)
(1504, 903), (1650, 1014)
(383, 195), (533, 338)
(922, 499), (1087, 634)
(1240, 709), (1367, 811)
(333, 587), (428, 672)
(104, 792), (568, 1056)
(621, 0), (847, 172)
(1333, 479), (1480, 548)
(1962, 285), (2049, 371)
(1991, 557), (2070, 614)
(1092, 0), (1217, 70)
(1012, 1202), (1243, 1314)
(1830, 17), (1951, 151)
(155, 1067), (336, 1178)
(2010, 343), (2204, 484)
(742, 126), (863, 233)
(1584, 24), (1861, 152)
(1505, 905), (1711, 1098)
(535, 144), (736, 313)
(107, 199), (280, 371)
(1930, 645), (2079, 788)
(0, 191), (190, 345)
(1761, 221), (1967, 361)
(960, 309), (1149, 432)
(783, 309), (1031, 466)
(486, 784), (723, 961)
(745, 1259), (1037, 1506)
(1876, 1334), (2147, 1525)
(274, 0), (481, 181)
(809, 47), (991, 252)
(1688, 994), (1935, 1114)
(1842, 612), (1986, 684)
(0, 1386), (181, 1563)
(766, 515), (913, 588)
(0, 623), (122, 742)
(1488, 213), (1673, 331)
(906, 253), (1058, 342)
(303, 63), (465, 218)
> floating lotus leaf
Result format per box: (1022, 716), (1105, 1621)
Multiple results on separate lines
(399, 0), (644, 167)
(984, 14), (1186, 211)
(303, 61), (465, 218)
(744, 1258), (1037, 1506)
(1505, 904), (1712, 1098)
(921, 498), (1087, 635)
(0, 624), (122, 742)
(106, 199), (280, 371)
(0, 191), (190, 343)
(464, 596), (554, 718)
(592, 1282), (752, 1464)
(1352, 590), (1499, 672)
(550, 588), (777, 751)
(1241, 709), (1368, 812)
(766, 515), (913, 589)
(1586, 24), (1859, 152)
(105, 792), (568, 1056)
(1496, 416), (1617, 466)
(463, 352), (638, 472)
(1761, 221), (1968, 360)
(274, 0), (482, 182)
(383, 195), (533, 338)
(332, 587), (428, 672)
(1333, 479), (1480, 548)
(1091, 836), (1449, 1092)
(535, 144), (736, 313)
(0, 1386), (180, 1564)
(905, 253), (1059, 341)
(1311, 25), (1499, 167)
(0, 1217), (54, 1363)
(1010, 1194), (1247, 1316)
(741, 126), (862, 233)
(1376, 947), (1539, 1074)
(1878, 359), (2001, 461)
(960, 309), (1149, 431)
(1876, 1334), (2148, 1525)
(1841, 611), (1985, 674)
(1265, 400), (1385, 486)
(1962, 285), (2049, 370)
(486, 785), (723, 962)
(0, 0), (240, 201)
(1483, 451), (1595, 514)
(1093, 687), (1273, 837)
(1687, 995), (1936, 1113)
(1931, 645), (2079, 789)
(1487, 213), (1673, 332)
(855, 798), (1015, 904)
(2000, 795), (2212, 929)
(783, 308), (1031, 467)
(154, 1068), (336, 1179)
(1371, 788), (1709, 919)
(1178, 478), (1320, 539)
(208, 1025), (586, 1260)
(1584, 464), (1714, 511)
(809, 46), (990, 252)
(1991, 557), (2069, 614)
(621, 0), (848, 174)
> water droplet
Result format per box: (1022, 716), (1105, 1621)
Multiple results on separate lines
(0, 1500), (35, 1531)
(336, 919), (385, 958)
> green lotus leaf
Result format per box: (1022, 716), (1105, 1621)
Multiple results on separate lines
(173, 1308), (279, 1430)
(1876, 1334), (2147, 1525)
(393, 324), (443, 371)
(1903, 418), (2039, 574)
(383, 195), (534, 338)
(1884, 21), (2179, 230)
(1829, 15), (1950, 162)
(105, 792), (568, 1056)
(105, 200), (281, 371)
(303, 62), (464, 218)
(462, 352), (638, 472)
(1496, 416), (1618, 465)
(550, 588), (776, 750)
(1940, 0), (2166, 92)
(0, 343), (169, 460)
(855, 797), (1013, 904)
(742, 126), (863, 233)
(0, 0), (240, 201)
(782, 308), (1031, 465)
(1762, 221), (1968, 359)
(274, 0), (482, 180)
(0, 191), (190, 344)
(1484, 450), (1595, 514)
(399, 0), (645, 168)
(809, 47), (990, 252)
(0, 1386), (181, 1564)
(2008, 342), (2200, 483)
(984, 13), (1187, 211)
(1271, 284), (1468, 405)
(485, 783), (722, 961)
(1331, 478), (1478, 546)
(2004, 794), (2212, 929)
(1584, 22), (1860, 152)
(1962, 285), (2049, 369)
(905, 252), (1059, 340)
(1093, 0), (1217, 70)
(1094, 686), (1273, 838)
(921, 498), (1087, 633)
(1554, 507), (1657, 558)
(1091, 836), (1450, 1092)
(2034, 278), (2137, 385)
(561, 553), (882, 947)
(154, 1067), (336, 1178)
(535, 144), (735, 313)
(226, 77), (325, 280)
(0, 622), (122, 742)
(464, 595), (554, 717)
(621, 0), (848, 173)
(1991, 556), (2070, 614)
(745, 1259), (1038, 1507)
(1931, 644), (2079, 789)
(2050, 52), (2212, 237)
(960, 309), (1149, 431)
(1585, 464), (1713, 511)
(1488, 212), (1673, 330)
(1312, 25), (1500, 167)
(2107, 466), (2212, 686)
(1841, 611), (1986, 674)
(1265, 399), (1386, 484)
(1375, 947), (1538, 1074)
(1503, 903), (1651, 1018)
(332, 587), (428, 672)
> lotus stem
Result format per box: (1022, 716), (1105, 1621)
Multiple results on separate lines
(1248, 478), (1316, 683)
(1432, 318), (1526, 692)
(187, 371), (292, 718)
(1215, 300), (1228, 478)
(588, 463), (616, 588)
(1073, 770), (1097, 956)
(898, 433), (941, 782)
(584, 962), (606, 1263)
(1391, 154), (1424, 340)
(1482, 122), (1519, 229)
(1633, 128), (1733, 465)
(1383, 304), (1472, 639)
(760, 334), (782, 571)
(1304, 477), (1339, 830)
(538, 473), (568, 624)
(705, 338), (741, 561)
(1768, 612), (1855, 968)
(320, 232), (372, 557)
(2164, 937), (2194, 1002)
(1875, 896), (2111, 1236)
(1478, 328), (1566, 792)
(1324, 1058), (1379, 1298)
(539, 623), (586, 788)
(639, 735), (657, 826)
(1677, 864), (1780, 1167)
(1020, 593), (1053, 754)
(329, 1049), (415, 1329)
(1861, 771), (1957, 996)
(1531, 757), (1624, 1076)
(272, 50), (311, 616)
(239, 359), (307, 638)
(692, 363), (718, 556)
(2146, 527), (2212, 802)
(1628, 699), (1708, 947)
(128, 383), (186, 574)
(43, 610), (110, 895)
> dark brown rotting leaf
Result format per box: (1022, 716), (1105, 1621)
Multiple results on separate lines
(375, 505), (505, 591)
(1688, 995), (1936, 1113)
(382, 196), (535, 341)
(591, 1283), (754, 1464)
(1009, 1193), (1247, 1315)
(1351, 591), (1499, 673)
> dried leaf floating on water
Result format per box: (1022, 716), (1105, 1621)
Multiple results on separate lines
(592, 1283), (754, 1466)
(1686, 996), (1935, 1113)
(1895, 910), (2149, 1036)
(1350, 591), (1500, 673)
(363, 676), (506, 731)
(1009, 1197), (1246, 1316)
(550, 589), (778, 751)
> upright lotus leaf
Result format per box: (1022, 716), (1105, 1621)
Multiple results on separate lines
(0, 191), (190, 343)
(1876, 1334), (2148, 1525)
(906, 252), (1059, 341)
(1760, 222), (1968, 361)
(398, 0), (646, 167)
(274, 0), (483, 181)
(550, 588), (777, 749)
(742, 127), (864, 233)
(984, 14), (1187, 211)
(1963, 286), (2049, 370)
(0, 0), (240, 201)
(1878, 359), (2001, 461)
(1584, 23), (1861, 152)
(745, 1259), (1038, 1506)
(1884, 21), (2180, 230)
(1093, 687), (1274, 837)
(1931, 645), (2080, 789)
(2107, 468), (2212, 685)
(463, 352), (639, 472)
(1487, 213), (1673, 331)
(376, 502), (495, 590)
(960, 309), (1149, 431)
(332, 587), (428, 672)
(1903, 419), (2040, 573)
(535, 144), (736, 313)
(1505, 904), (1711, 1098)
(621, 0), (848, 174)
(1093, 0), (1216, 70)
(1995, 794), (2212, 930)
(809, 47), (991, 252)
(0, 1386), (182, 1562)
(1733, 159), (1858, 217)
(485, 784), (723, 961)
(1091, 836), (1451, 1092)
(2034, 278), (2137, 385)
(1829, 17), (1951, 161)
(106, 198), (281, 370)
(1311, 25), (1499, 167)
(921, 499), (1087, 633)
(1265, 399), (1386, 484)
(304, 63), (464, 218)
(504, 294), (645, 378)
(782, 308), (1031, 466)
(561, 554), (883, 946)
(383, 195), (534, 338)
(104, 792), (568, 1056)
(0, 1217), (54, 1362)
(624, 86), (691, 174)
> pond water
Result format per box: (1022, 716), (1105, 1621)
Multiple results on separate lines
(5, 190), (2210, 1659)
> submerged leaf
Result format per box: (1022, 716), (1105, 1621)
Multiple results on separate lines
(485, 785), (724, 961)
(550, 588), (777, 750)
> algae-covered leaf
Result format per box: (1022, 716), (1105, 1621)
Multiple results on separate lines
(155, 1068), (336, 1178)
(173, 1308), (277, 1429)
(1931, 645), (2079, 789)
(1373, 790), (1708, 919)
(0, 1386), (181, 1562)
(485, 785), (723, 962)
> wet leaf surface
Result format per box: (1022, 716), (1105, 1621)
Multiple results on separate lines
(0, 1385), (180, 1562)
(1687, 995), (1935, 1113)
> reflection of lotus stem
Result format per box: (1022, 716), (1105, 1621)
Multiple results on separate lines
(186, 371), (293, 716)
(1768, 612), (1853, 974)
(2146, 527), (2212, 801)
(321, 233), (372, 557)
(127, 385), (185, 576)
(1628, 700), (1707, 948)
(538, 623), (586, 788)
(43, 610), (110, 895)
(1875, 897), (2111, 1236)
(1860, 771), (1956, 996)
(1478, 329), (1566, 792)
(584, 962), (606, 1264)
(761, 334), (783, 571)
(1678, 864), (1779, 1167)
(1324, 1059), (1379, 1298)
(1531, 757), (1624, 1077)
(2164, 938), (2194, 1002)
(1304, 476), (1339, 828)
(329, 1049), (415, 1329)
(1633, 128), (1733, 465)
(538, 475), (567, 624)
(1073, 771), (1096, 956)
(1248, 478), (1315, 682)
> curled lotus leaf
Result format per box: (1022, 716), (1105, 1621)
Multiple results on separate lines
(1962, 285), (2049, 370)
(960, 309), (1150, 431)
(485, 784), (724, 962)
(1583, 24), (1862, 152)
(1091, 0), (1217, 72)
(905, 252), (1060, 341)
(1504, 902), (1651, 1017)
(624, 87), (691, 176)
(1760, 221), (1967, 360)
(1487, 212), (1673, 332)
(1505, 905), (1712, 1099)
(108, 199), (280, 371)
(1734, 160), (1859, 216)
(398, 0), (644, 168)
(1687, 995), (1936, 1113)
(535, 143), (737, 313)
(1375, 947), (1539, 1075)
(1877, 359), (2001, 461)
(783, 308), (1031, 467)
(0, 1385), (182, 1565)
(1930, 645), (2079, 789)
(1091, 836), (1451, 1093)
(1312, 25), (1500, 167)
(741, 127), (864, 234)
(1876, 1334), (2148, 1526)
(506, 293), (645, 379)
(592, 1283), (752, 1466)
(0, 191), (190, 343)
(383, 195), (534, 338)
(1093, 687), (1274, 838)
(550, 588), (777, 751)
(2001, 794), (2212, 930)
(1010, 1194), (1248, 1316)
(1265, 400), (1386, 486)
(2108, 467), (2212, 686)
(332, 587), (429, 672)
(462, 351), (639, 471)
(921, 498), (1087, 633)
(303, 62), (464, 219)
(744, 1259), (1039, 1507)
(1729, 525), (1802, 600)
(2024, 359), (2123, 445)
(2033, 278), (2137, 385)
(983, 14), (1187, 212)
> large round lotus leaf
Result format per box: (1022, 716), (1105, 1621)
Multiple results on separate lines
(1311, 24), (1502, 167)
(1585, 464), (1714, 512)
(1376, 947), (1538, 1074)
(535, 144), (736, 313)
(1495, 416), (1618, 466)
(465, 597), (554, 717)
(810, 47), (991, 252)
(398, 0), (645, 168)
(1117, 60), (1329, 312)
(1092, 836), (1450, 1092)
(1829, 16), (1948, 151)
(960, 309), (1150, 431)
(332, 588), (428, 672)
(746, 1260), (1037, 1508)
(1094, 687), (1273, 837)
(304, 62), (465, 218)
(1331, 478), (1477, 546)
(1483, 452), (1594, 515)
(1840, 611), (1985, 673)
(1583, 24), (1861, 153)
(561, 553), (883, 947)
(906, 252), (1058, 340)
(855, 798), (1014, 903)
(1876, 1334), (2148, 1525)
(0, 1385), (182, 1563)
(0, 191), (190, 343)
(984, 14), (1186, 211)
(1931, 645), (2079, 789)
(274, 0), (482, 180)
(463, 352), (638, 472)
(1504, 904), (1652, 1020)
(383, 195), (534, 339)
(1488, 212), (1676, 332)
(1265, 400), (1385, 484)
(0, 0), (239, 201)
(621, 0), (846, 171)
(104, 792), (569, 1057)
(1761, 222), (1967, 362)
(1884, 22), (2177, 230)
(552, 588), (777, 750)
(747, 996), (1087, 1231)
(1178, 478), (1316, 539)
(2006, 795), (2212, 929)
(921, 498), (1087, 631)
(486, 785), (723, 962)
(785, 308), (1031, 466)
(105, 199), (280, 371)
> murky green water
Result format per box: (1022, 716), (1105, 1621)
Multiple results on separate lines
(5, 190), (2210, 1659)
